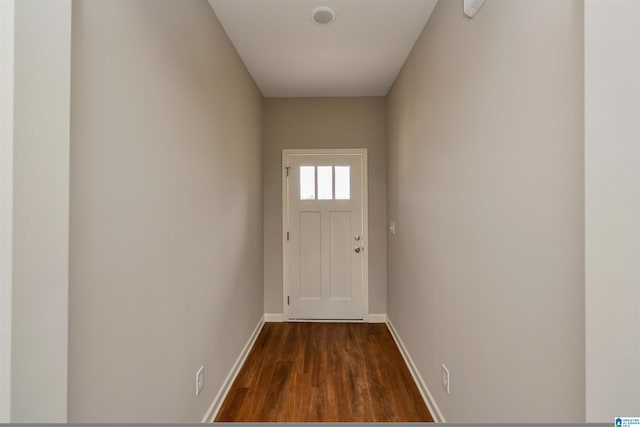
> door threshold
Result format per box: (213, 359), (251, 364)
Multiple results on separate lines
(286, 318), (365, 323)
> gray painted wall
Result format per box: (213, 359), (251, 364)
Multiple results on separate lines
(262, 98), (387, 316)
(11, 0), (71, 421)
(387, 0), (585, 422)
(585, 0), (640, 420)
(0, 0), (14, 421)
(69, 0), (263, 421)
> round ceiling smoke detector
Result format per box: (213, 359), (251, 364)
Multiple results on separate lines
(310, 7), (337, 26)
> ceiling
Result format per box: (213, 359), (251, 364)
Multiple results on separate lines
(208, 0), (438, 98)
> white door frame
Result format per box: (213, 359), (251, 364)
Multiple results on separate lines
(0, 0), (15, 421)
(282, 148), (369, 322)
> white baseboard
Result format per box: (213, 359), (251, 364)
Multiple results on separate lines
(386, 318), (445, 423)
(201, 315), (265, 423)
(264, 313), (285, 322)
(367, 313), (387, 323)
(265, 313), (387, 323)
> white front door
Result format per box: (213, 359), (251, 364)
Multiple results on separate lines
(283, 150), (367, 320)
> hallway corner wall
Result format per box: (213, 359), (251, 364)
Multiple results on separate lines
(585, 0), (640, 420)
(69, 0), (263, 421)
(386, 0), (585, 422)
(11, 0), (71, 421)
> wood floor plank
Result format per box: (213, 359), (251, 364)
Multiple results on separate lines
(214, 322), (434, 423)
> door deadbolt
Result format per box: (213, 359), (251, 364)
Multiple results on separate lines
(354, 233), (361, 241)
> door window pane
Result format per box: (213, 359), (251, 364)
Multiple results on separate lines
(300, 166), (315, 200)
(317, 166), (333, 200)
(335, 166), (350, 200)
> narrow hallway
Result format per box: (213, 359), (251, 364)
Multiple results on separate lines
(4, 0), (637, 423)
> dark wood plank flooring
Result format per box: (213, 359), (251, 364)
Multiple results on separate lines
(215, 322), (434, 422)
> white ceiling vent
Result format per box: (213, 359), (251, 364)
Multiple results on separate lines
(310, 7), (337, 26)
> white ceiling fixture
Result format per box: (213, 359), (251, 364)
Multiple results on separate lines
(463, 0), (487, 18)
(208, 0), (438, 98)
(310, 6), (337, 26)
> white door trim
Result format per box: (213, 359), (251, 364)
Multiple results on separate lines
(282, 148), (369, 321)
(0, 0), (15, 421)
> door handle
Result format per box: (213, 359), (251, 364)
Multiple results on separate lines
(354, 246), (363, 253)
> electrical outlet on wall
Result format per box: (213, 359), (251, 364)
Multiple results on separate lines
(442, 364), (450, 394)
(196, 366), (204, 396)
(389, 221), (396, 235)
